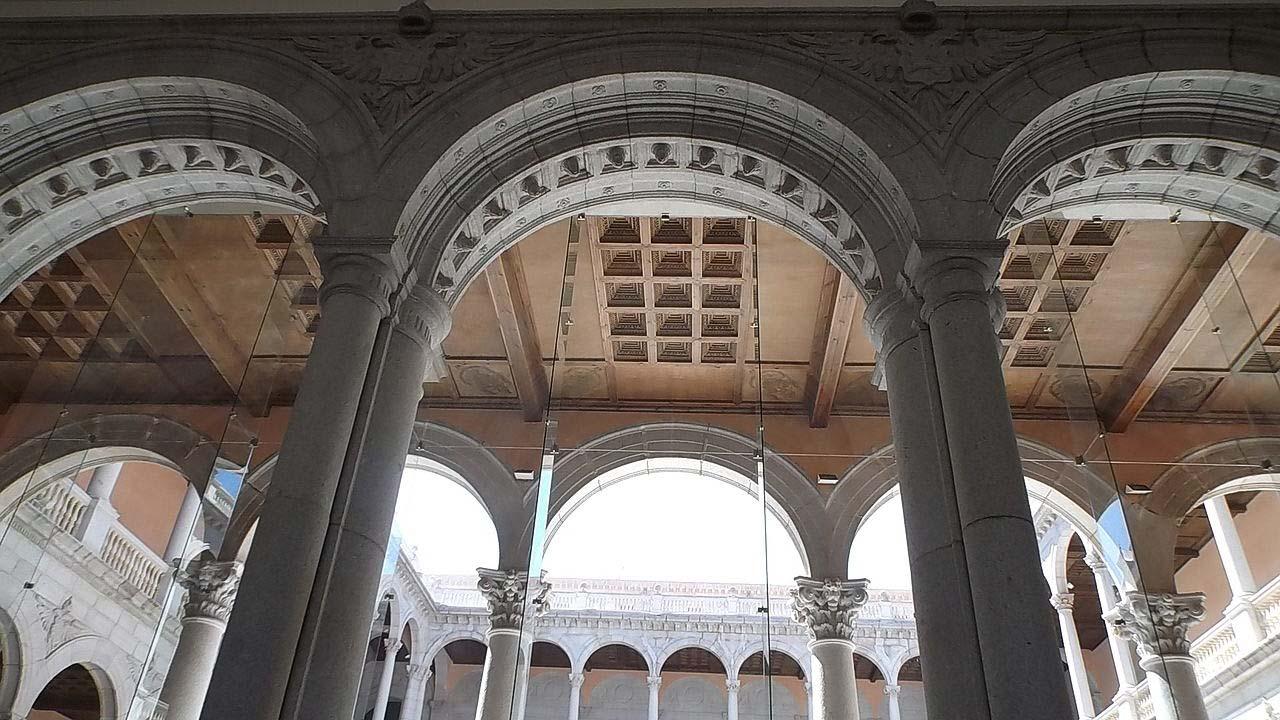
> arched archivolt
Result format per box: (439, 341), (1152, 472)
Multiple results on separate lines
(16, 643), (128, 720)
(514, 421), (831, 577)
(423, 631), (488, 671)
(385, 51), (925, 304)
(0, 413), (216, 498)
(578, 640), (654, 677)
(657, 643), (729, 676)
(0, 74), (326, 301)
(222, 421), (527, 564)
(0, 605), (23, 715)
(734, 648), (808, 681)
(1146, 436), (1280, 519)
(991, 69), (1280, 238)
(827, 436), (1116, 574)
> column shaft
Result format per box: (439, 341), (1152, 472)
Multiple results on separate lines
(567, 673), (583, 720)
(164, 485), (203, 563)
(1053, 594), (1096, 719)
(883, 685), (901, 720)
(808, 641), (859, 720)
(202, 254), (395, 720)
(86, 462), (123, 498)
(646, 676), (661, 720)
(916, 259), (1074, 719)
(371, 640), (402, 720)
(726, 680), (739, 720)
(287, 290), (444, 720)
(1089, 563), (1140, 691)
(873, 295), (990, 718)
(1204, 496), (1257, 596)
(1142, 658), (1208, 720)
(159, 560), (242, 720)
(1108, 591), (1208, 720)
(74, 462), (124, 552)
(477, 629), (522, 720)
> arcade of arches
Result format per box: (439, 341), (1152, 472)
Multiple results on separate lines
(2, 3), (1280, 720)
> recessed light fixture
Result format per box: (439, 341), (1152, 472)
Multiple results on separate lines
(1124, 483), (1154, 496)
(514, 469), (536, 482)
(817, 473), (839, 485)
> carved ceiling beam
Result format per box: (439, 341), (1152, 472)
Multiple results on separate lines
(805, 263), (860, 428)
(1100, 224), (1262, 433)
(484, 246), (548, 422)
(583, 218), (618, 402)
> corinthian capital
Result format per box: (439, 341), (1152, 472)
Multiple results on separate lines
(1105, 591), (1206, 659)
(476, 568), (551, 632)
(177, 559), (244, 624)
(791, 577), (870, 642)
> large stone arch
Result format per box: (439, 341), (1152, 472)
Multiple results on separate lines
(0, 72), (328, 300)
(0, 604), (23, 716)
(826, 435), (1118, 575)
(512, 421), (833, 578)
(0, 413), (217, 498)
(379, 34), (929, 303)
(222, 421), (527, 566)
(991, 69), (1280, 238)
(1146, 436), (1280, 519)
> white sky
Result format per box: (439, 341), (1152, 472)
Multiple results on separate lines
(848, 494), (912, 590)
(394, 466), (500, 576)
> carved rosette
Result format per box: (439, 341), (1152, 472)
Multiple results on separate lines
(1106, 591), (1206, 660)
(178, 559), (244, 624)
(476, 568), (551, 632)
(791, 577), (870, 642)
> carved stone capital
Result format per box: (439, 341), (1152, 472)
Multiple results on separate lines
(1106, 591), (1206, 660)
(315, 248), (401, 317)
(177, 559), (244, 624)
(791, 577), (870, 642)
(726, 679), (741, 692)
(884, 684), (901, 698)
(1050, 592), (1075, 612)
(864, 288), (921, 358)
(393, 286), (453, 352)
(646, 675), (662, 691)
(409, 662), (433, 680)
(907, 250), (1004, 326)
(476, 568), (551, 632)
(569, 672), (585, 688)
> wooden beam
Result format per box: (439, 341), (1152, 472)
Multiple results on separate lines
(484, 245), (548, 422)
(805, 263), (861, 427)
(583, 218), (619, 400)
(118, 217), (259, 407)
(1100, 224), (1264, 432)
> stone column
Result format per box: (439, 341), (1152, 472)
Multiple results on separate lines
(646, 675), (661, 720)
(1108, 591), (1208, 720)
(73, 461), (123, 552)
(791, 577), (869, 720)
(1086, 556), (1140, 695)
(865, 291), (990, 718)
(883, 685), (901, 720)
(164, 485), (203, 563)
(726, 679), (739, 720)
(1204, 496), (1265, 648)
(288, 288), (451, 720)
(202, 247), (400, 720)
(567, 671), (584, 720)
(159, 559), (243, 720)
(474, 569), (550, 720)
(804, 680), (815, 720)
(1051, 593), (1096, 719)
(401, 663), (433, 720)
(371, 639), (403, 720)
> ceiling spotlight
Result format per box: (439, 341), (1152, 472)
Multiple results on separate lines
(660, 212), (671, 221)
(1124, 483), (1154, 496)
(1169, 209), (1182, 224)
(817, 473), (839, 485)
(514, 469), (536, 482)
(1091, 215), (1103, 222)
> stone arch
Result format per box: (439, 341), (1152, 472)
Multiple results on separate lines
(1146, 436), (1280, 519)
(423, 631), (488, 673)
(657, 643), (729, 675)
(0, 75), (324, 301)
(827, 435), (1116, 575)
(222, 421), (527, 565)
(889, 649), (921, 684)
(991, 70), (1280, 238)
(388, 57), (924, 304)
(733, 648), (808, 681)
(518, 421), (830, 577)
(0, 604), (23, 715)
(18, 644), (128, 720)
(579, 640), (654, 677)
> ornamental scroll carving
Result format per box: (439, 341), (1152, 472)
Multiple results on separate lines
(791, 577), (870, 642)
(786, 30), (1043, 130)
(178, 559), (244, 623)
(477, 567), (551, 631)
(292, 34), (538, 131)
(1106, 591), (1206, 659)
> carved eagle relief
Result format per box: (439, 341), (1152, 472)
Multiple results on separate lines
(788, 30), (1044, 130)
(293, 34), (534, 131)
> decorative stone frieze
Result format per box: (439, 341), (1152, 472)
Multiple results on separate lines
(1106, 591), (1206, 660)
(785, 29), (1044, 131)
(292, 34), (542, 131)
(791, 577), (870, 642)
(476, 568), (551, 632)
(177, 559), (244, 624)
